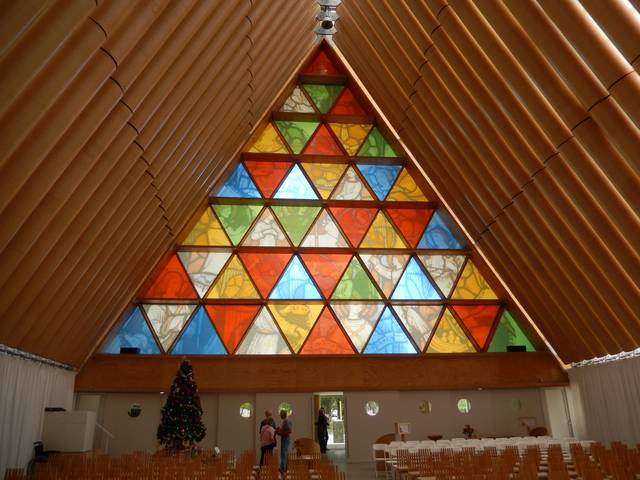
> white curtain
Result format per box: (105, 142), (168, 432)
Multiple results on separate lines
(568, 356), (640, 446)
(0, 352), (75, 477)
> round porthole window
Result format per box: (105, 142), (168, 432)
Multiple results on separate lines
(457, 398), (471, 413)
(365, 400), (379, 416)
(419, 400), (432, 414)
(278, 402), (293, 416)
(239, 402), (253, 418)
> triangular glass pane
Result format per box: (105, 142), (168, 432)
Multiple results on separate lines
(488, 310), (536, 352)
(212, 204), (262, 245)
(329, 123), (373, 156)
(271, 205), (321, 246)
(243, 160), (292, 198)
(177, 250), (232, 298)
(303, 50), (340, 75)
(418, 254), (467, 298)
(329, 88), (366, 115)
(206, 255), (260, 299)
(386, 208), (434, 247)
(452, 305), (501, 350)
(268, 303), (324, 353)
(332, 256), (382, 300)
(360, 211), (407, 248)
(301, 162), (348, 199)
(392, 305), (442, 352)
(100, 307), (160, 354)
(206, 305), (260, 353)
(300, 209), (349, 248)
(171, 306), (226, 355)
(301, 253), (352, 298)
(247, 123), (288, 153)
(387, 169), (428, 202)
(359, 254), (410, 297)
(303, 124), (344, 156)
(238, 252), (292, 297)
(274, 120), (319, 154)
(330, 167), (374, 200)
(235, 307), (291, 355)
(143, 304), (196, 352)
(418, 211), (464, 249)
(217, 163), (261, 198)
(357, 126), (398, 157)
(427, 308), (476, 353)
(356, 163), (402, 200)
(241, 208), (290, 247)
(391, 257), (441, 300)
(180, 208), (231, 246)
(364, 307), (417, 354)
(273, 164), (319, 199)
(139, 254), (197, 299)
(269, 256), (322, 299)
(300, 307), (355, 354)
(280, 85), (315, 113)
(303, 84), (344, 113)
(331, 302), (385, 352)
(330, 207), (377, 247)
(451, 260), (498, 300)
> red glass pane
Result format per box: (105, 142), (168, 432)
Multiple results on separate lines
(139, 254), (197, 299)
(451, 305), (501, 350)
(300, 307), (355, 354)
(243, 160), (292, 198)
(206, 305), (260, 353)
(301, 253), (352, 298)
(303, 124), (344, 156)
(303, 50), (339, 75)
(386, 208), (434, 248)
(329, 88), (366, 115)
(330, 207), (377, 247)
(238, 252), (292, 297)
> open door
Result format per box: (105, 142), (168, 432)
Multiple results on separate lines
(313, 392), (346, 455)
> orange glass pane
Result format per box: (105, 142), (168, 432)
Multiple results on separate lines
(243, 160), (292, 198)
(300, 308), (355, 354)
(330, 207), (377, 247)
(303, 124), (344, 156)
(303, 50), (339, 75)
(238, 252), (292, 298)
(451, 305), (500, 350)
(205, 305), (260, 353)
(140, 254), (197, 299)
(386, 208), (434, 248)
(329, 88), (366, 115)
(301, 253), (352, 298)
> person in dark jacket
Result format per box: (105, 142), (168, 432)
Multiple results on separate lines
(316, 407), (330, 454)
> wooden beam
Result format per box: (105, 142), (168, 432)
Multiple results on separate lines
(76, 353), (568, 393)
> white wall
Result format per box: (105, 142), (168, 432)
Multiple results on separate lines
(541, 387), (572, 438)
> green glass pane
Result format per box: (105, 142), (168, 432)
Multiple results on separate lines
(272, 205), (321, 246)
(488, 310), (536, 352)
(212, 204), (262, 245)
(358, 127), (398, 157)
(303, 84), (344, 113)
(274, 120), (319, 154)
(332, 257), (382, 300)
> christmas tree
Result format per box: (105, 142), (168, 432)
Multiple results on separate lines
(157, 358), (206, 450)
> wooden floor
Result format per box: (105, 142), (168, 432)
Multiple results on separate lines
(326, 450), (375, 480)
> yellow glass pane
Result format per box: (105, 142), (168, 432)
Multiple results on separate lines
(451, 260), (498, 300)
(387, 169), (429, 202)
(427, 309), (476, 353)
(246, 123), (288, 153)
(180, 208), (230, 246)
(268, 303), (324, 353)
(360, 211), (407, 248)
(206, 256), (259, 299)
(328, 123), (373, 156)
(301, 163), (347, 199)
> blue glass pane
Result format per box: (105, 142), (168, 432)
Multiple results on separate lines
(391, 258), (441, 300)
(418, 211), (464, 249)
(274, 164), (318, 200)
(171, 307), (226, 355)
(217, 163), (261, 198)
(364, 307), (417, 354)
(270, 256), (322, 299)
(357, 164), (402, 200)
(101, 307), (160, 354)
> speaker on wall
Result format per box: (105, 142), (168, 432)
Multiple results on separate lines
(120, 347), (140, 354)
(507, 345), (527, 352)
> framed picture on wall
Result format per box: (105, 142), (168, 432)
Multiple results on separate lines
(395, 422), (410, 435)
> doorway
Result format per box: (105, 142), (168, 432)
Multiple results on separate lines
(313, 392), (346, 453)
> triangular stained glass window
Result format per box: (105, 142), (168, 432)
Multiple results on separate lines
(303, 124), (344, 156)
(392, 305), (442, 352)
(143, 304), (196, 352)
(451, 260), (498, 300)
(303, 50), (340, 75)
(364, 307), (417, 354)
(303, 84), (344, 113)
(387, 169), (429, 202)
(180, 208), (230, 246)
(300, 307), (355, 354)
(427, 308), (476, 353)
(301, 253), (352, 298)
(236, 307), (291, 355)
(238, 252), (292, 298)
(247, 123), (288, 153)
(216, 163), (261, 198)
(330, 207), (377, 247)
(206, 255), (260, 299)
(386, 208), (433, 248)
(391, 257), (441, 300)
(275, 120), (319, 154)
(359, 254), (409, 297)
(451, 305), (501, 351)
(301, 163), (347, 199)
(332, 256), (382, 300)
(206, 305), (260, 353)
(268, 303), (324, 353)
(331, 302), (385, 352)
(488, 310), (536, 352)
(300, 209), (349, 248)
(213, 204), (262, 245)
(330, 167), (374, 201)
(418, 211), (464, 249)
(170, 307), (226, 355)
(272, 205), (321, 246)
(177, 250), (232, 298)
(274, 164), (318, 199)
(329, 123), (373, 156)
(330, 88), (366, 115)
(101, 307), (160, 354)
(360, 211), (407, 249)
(270, 256), (322, 300)
(280, 86), (315, 113)
(241, 208), (290, 247)
(139, 254), (197, 300)
(418, 254), (467, 298)
(243, 160), (292, 198)
(358, 126), (398, 157)
(356, 163), (402, 200)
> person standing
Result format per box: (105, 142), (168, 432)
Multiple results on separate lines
(316, 407), (329, 454)
(259, 420), (276, 466)
(275, 409), (292, 473)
